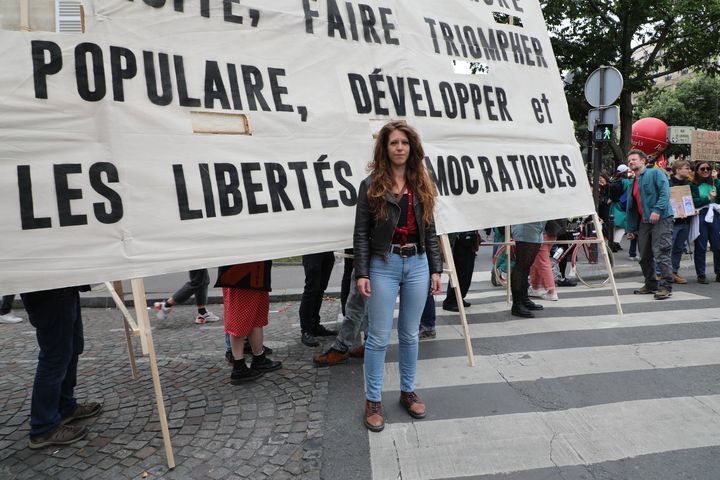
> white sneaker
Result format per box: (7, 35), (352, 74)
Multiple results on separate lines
(154, 302), (172, 320)
(540, 291), (559, 301)
(0, 313), (23, 324)
(196, 311), (219, 324)
(528, 287), (546, 298)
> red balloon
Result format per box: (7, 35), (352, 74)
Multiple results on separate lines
(631, 118), (668, 156)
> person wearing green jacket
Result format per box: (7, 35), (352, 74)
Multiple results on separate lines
(690, 161), (720, 283)
(625, 150), (674, 300)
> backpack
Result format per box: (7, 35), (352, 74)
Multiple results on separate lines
(618, 190), (629, 211)
(608, 179), (625, 203)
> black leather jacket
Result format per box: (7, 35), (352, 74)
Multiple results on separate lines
(353, 176), (443, 278)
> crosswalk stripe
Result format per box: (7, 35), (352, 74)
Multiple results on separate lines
(382, 337), (720, 390)
(397, 290), (709, 318)
(369, 395), (720, 479)
(388, 308), (720, 344)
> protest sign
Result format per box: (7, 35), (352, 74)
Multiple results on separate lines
(0, 0), (594, 293)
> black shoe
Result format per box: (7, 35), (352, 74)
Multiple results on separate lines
(225, 351), (234, 364)
(716, 274), (720, 283)
(634, 285), (658, 294)
(511, 304), (534, 318)
(301, 331), (320, 347)
(243, 343), (273, 355)
(251, 353), (282, 372)
(557, 277), (577, 287)
(313, 325), (338, 337)
(698, 275), (709, 284)
(230, 360), (263, 384)
(61, 402), (102, 425)
(523, 300), (544, 311)
(463, 300), (471, 307)
(442, 303), (459, 312)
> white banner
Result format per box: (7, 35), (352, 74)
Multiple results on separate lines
(0, 0), (594, 293)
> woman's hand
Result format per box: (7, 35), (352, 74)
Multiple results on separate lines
(430, 273), (441, 295)
(357, 278), (371, 297)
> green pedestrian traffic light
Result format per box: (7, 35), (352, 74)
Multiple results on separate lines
(593, 124), (614, 143)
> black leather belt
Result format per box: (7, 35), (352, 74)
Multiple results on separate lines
(390, 244), (418, 257)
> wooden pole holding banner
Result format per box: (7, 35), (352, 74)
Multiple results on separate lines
(105, 281), (139, 380)
(439, 234), (476, 367)
(130, 278), (176, 469)
(19, 0), (30, 31)
(590, 214), (623, 315)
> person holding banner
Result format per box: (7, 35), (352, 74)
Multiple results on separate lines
(690, 161), (720, 283)
(216, 261), (282, 384)
(354, 120), (442, 432)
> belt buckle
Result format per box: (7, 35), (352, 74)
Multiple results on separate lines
(399, 245), (415, 257)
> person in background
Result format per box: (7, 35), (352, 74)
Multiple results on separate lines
(154, 269), (220, 324)
(625, 150), (674, 300)
(418, 293), (437, 339)
(690, 161), (720, 283)
(510, 222), (546, 317)
(442, 231), (480, 312)
(669, 160), (692, 284)
(299, 252), (338, 347)
(217, 261), (282, 384)
(529, 220), (564, 301)
(23, 286), (102, 449)
(0, 294), (23, 323)
(608, 165), (632, 252)
(354, 120), (442, 432)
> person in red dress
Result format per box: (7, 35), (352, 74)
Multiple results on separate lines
(216, 261), (282, 384)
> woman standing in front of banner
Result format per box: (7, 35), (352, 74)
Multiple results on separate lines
(690, 161), (720, 283)
(354, 120), (442, 432)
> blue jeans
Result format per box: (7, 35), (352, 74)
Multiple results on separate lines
(694, 214), (720, 277)
(629, 238), (637, 258)
(330, 270), (368, 352)
(365, 252), (429, 402)
(419, 293), (436, 330)
(21, 288), (83, 437)
(671, 222), (690, 273)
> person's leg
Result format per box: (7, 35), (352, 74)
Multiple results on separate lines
(629, 237), (638, 258)
(671, 223), (686, 273)
(248, 326), (263, 355)
(312, 252), (336, 327)
(340, 252), (354, 316)
(511, 242), (541, 305)
(59, 292), (83, 418)
(397, 255), (430, 395)
(709, 216), (720, 278)
(0, 294), (14, 315)
(364, 255), (401, 402)
(444, 239), (475, 308)
(168, 270), (204, 305)
(191, 269), (210, 308)
(651, 218), (673, 292)
(299, 254), (324, 334)
(22, 289), (78, 437)
(225, 333), (231, 354)
(637, 223), (658, 288)
(529, 241), (550, 291)
(694, 219), (710, 279)
(419, 293), (436, 333)
(332, 271), (366, 351)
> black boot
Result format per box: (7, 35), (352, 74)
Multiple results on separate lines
(523, 299), (544, 311)
(230, 360), (263, 384)
(251, 352), (282, 372)
(511, 303), (534, 318)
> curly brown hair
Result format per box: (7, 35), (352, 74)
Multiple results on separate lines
(367, 120), (436, 225)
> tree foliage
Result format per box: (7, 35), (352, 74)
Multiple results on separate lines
(541, 0), (720, 160)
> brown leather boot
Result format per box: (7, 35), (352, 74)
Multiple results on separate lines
(313, 348), (349, 366)
(364, 400), (384, 432)
(399, 391), (426, 419)
(672, 272), (687, 284)
(348, 345), (365, 358)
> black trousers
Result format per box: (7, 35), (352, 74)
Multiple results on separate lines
(443, 238), (476, 308)
(340, 249), (354, 316)
(511, 242), (541, 305)
(299, 252), (335, 333)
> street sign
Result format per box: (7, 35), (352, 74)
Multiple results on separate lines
(667, 126), (694, 144)
(587, 106), (619, 131)
(593, 124), (614, 142)
(584, 66), (623, 108)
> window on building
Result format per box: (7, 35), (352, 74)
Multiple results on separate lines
(55, 0), (84, 33)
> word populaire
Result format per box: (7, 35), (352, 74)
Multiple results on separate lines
(30, 41), (302, 117)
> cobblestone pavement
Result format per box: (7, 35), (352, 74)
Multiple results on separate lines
(0, 298), (342, 480)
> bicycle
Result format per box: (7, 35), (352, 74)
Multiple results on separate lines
(492, 218), (615, 289)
